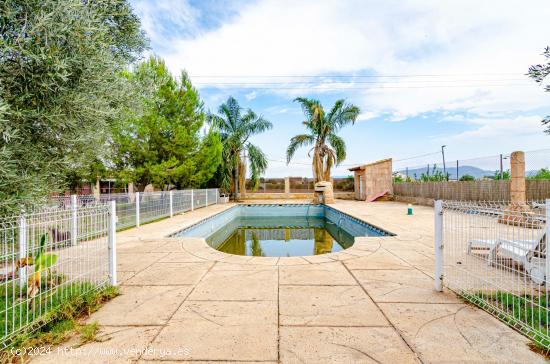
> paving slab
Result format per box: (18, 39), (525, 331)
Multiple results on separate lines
(379, 302), (546, 363)
(138, 361), (277, 364)
(343, 248), (414, 270)
(384, 248), (435, 267)
(353, 269), (461, 303)
(157, 251), (207, 263)
(279, 262), (357, 285)
(29, 201), (548, 363)
(31, 326), (161, 364)
(88, 285), (192, 325)
(116, 252), (167, 272)
(124, 262), (212, 286)
(117, 240), (171, 253)
(116, 270), (137, 284)
(279, 285), (389, 326)
(279, 326), (418, 363)
(302, 254), (336, 264)
(143, 300), (278, 361)
(211, 262), (278, 271)
(277, 256), (311, 266)
(188, 268), (278, 301)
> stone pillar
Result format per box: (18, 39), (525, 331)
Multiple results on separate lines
(284, 177), (290, 198)
(510, 151), (526, 204)
(499, 151), (539, 227)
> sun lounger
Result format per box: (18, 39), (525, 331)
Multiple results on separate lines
(468, 232), (547, 283)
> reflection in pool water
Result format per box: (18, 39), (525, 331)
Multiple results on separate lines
(206, 217), (354, 257)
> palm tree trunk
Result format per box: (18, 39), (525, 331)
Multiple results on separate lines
(239, 158), (246, 197)
(233, 157), (239, 200)
(312, 145), (324, 183)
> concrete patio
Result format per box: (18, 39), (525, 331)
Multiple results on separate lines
(32, 200), (546, 363)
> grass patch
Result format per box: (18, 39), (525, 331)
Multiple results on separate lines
(461, 291), (550, 353)
(0, 284), (118, 363)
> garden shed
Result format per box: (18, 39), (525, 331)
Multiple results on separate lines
(349, 158), (393, 201)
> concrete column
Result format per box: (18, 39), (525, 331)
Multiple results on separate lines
(284, 177), (290, 198)
(510, 151), (526, 204)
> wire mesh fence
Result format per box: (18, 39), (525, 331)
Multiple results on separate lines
(394, 148), (550, 182)
(0, 188), (219, 347)
(138, 192), (170, 225)
(0, 204), (114, 348)
(436, 200), (550, 349)
(49, 189), (220, 230)
(392, 149), (550, 201)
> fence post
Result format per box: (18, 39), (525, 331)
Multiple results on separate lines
(71, 195), (78, 246)
(191, 189), (194, 211)
(18, 215), (27, 286)
(169, 190), (173, 217)
(205, 189), (208, 206)
(434, 200), (444, 291)
(135, 192), (140, 227)
(546, 199), (550, 289)
(108, 201), (117, 286)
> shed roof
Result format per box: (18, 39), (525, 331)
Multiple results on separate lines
(348, 158), (392, 172)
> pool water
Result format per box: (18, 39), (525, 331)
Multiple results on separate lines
(206, 216), (354, 257)
(171, 204), (392, 257)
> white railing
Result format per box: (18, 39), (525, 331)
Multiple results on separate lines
(2, 188), (220, 347)
(50, 189), (220, 230)
(0, 203), (116, 348)
(435, 199), (550, 350)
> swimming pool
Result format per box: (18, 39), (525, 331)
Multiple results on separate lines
(171, 204), (393, 257)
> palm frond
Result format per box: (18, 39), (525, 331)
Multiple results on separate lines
(328, 134), (346, 164)
(294, 97), (320, 122)
(330, 100), (360, 130)
(286, 134), (314, 163)
(218, 96), (241, 130)
(249, 116), (273, 135)
(246, 142), (268, 188)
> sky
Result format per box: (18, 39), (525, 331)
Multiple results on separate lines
(130, 0), (550, 177)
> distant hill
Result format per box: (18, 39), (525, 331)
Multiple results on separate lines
(397, 165), (495, 180)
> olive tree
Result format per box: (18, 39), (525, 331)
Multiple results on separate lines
(0, 0), (147, 214)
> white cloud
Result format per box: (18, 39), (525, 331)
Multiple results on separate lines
(356, 111), (378, 122)
(451, 115), (546, 141)
(132, 0), (199, 46)
(245, 91), (257, 100)
(136, 0), (550, 176)
(156, 0), (550, 119)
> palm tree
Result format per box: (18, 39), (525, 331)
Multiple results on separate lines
(286, 98), (360, 182)
(208, 97), (272, 199)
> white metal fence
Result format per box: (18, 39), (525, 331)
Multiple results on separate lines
(0, 202), (116, 348)
(50, 189), (220, 230)
(1, 188), (220, 347)
(435, 200), (550, 349)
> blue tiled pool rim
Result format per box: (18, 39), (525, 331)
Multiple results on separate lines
(170, 204), (395, 239)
